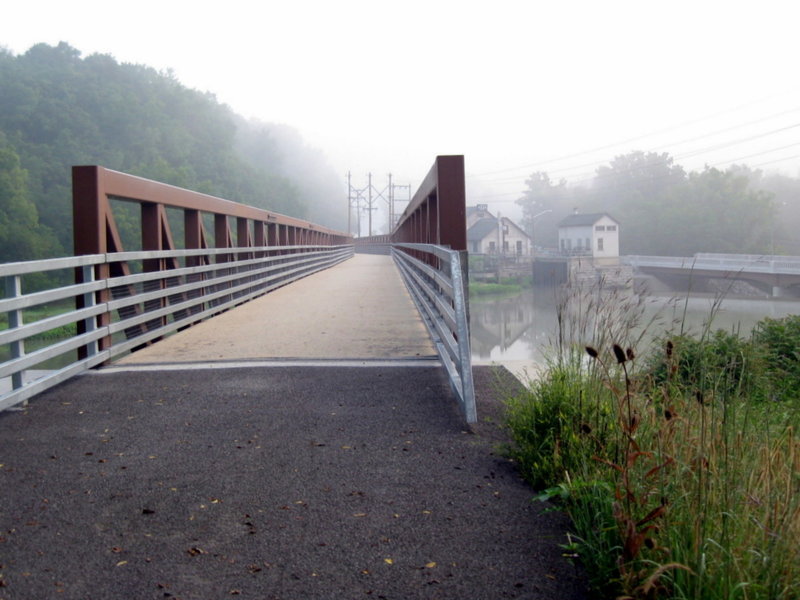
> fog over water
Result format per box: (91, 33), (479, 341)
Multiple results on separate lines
(470, 288), (800, 373)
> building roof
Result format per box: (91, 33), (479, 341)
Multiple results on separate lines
(467, 217), (498, 242)
(557, 212), (618, 228)
(467, 204), (494, 217)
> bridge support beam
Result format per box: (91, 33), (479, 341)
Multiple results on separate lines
(772, 285), (787, 298)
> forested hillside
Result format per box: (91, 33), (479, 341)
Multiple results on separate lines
(0, 42), (345, 263)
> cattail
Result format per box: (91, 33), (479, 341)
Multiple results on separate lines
(665, 340), (674, 358)
(613, 344), (627, 364)
(585, 346), (599, 359)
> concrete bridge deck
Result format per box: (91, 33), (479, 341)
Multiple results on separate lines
(116, 253), (436, 365)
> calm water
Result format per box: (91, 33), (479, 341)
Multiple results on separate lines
(470, 287), (800, 368)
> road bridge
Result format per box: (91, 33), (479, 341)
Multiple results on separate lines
(625, 253), (800, 297)
(0, 156), (590, 598)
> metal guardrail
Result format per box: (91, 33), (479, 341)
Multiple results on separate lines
(391, 243), (476, 423)
(0, 245), (354, 411)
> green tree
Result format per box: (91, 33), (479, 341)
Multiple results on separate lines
(516, 171), (568, 248)
(0, 138), (53, 262)
(588, 151), (687, 254)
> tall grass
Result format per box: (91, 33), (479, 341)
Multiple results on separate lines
(505, 283), (800, 599)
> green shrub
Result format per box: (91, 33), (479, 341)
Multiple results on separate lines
(645, 329), (767, 402)
(506, 337), (800, 599)
(505, 355), (615, 491)
(753, 314), (800, 401)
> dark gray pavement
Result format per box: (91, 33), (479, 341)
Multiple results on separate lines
(0, 365), (588, 600)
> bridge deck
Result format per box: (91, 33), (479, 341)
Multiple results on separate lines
(116, 253), (436, 365)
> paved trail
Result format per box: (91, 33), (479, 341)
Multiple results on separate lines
(0, 366), (588, 599)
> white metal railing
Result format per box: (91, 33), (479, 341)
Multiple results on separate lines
(625, 254), (800, 275)
(0, 245), (354, 411)
(391, 243), (476, 423)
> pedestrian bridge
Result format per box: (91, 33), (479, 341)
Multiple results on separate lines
(1, 156), (475, 422)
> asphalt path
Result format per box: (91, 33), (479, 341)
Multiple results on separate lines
(0, 365), (588, 599)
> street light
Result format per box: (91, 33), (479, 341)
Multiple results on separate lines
(530, 209), (552, 256)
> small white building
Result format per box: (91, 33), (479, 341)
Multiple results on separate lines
(467, 205), (531, 256)
(557, 212), (620, 259)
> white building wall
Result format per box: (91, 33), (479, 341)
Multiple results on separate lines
(499, 218), (531, 256)
(471, 216), (532, 256)
(558, 225), (593, 253)
(558, 216), (620, 258)
(591, 215), (619, 258)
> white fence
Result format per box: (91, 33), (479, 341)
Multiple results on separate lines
(0, 245), (353, 411)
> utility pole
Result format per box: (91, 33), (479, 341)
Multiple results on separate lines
(390, 182), (411, 230)
(347, 171), (352, 236)
(346, 171), (408, 236)
(388, 173), (393, 231)
(368, 172), (373, 237)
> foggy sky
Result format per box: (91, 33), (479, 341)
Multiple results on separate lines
(3, 0), (799, 224)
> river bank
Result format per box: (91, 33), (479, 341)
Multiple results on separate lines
(470, 286), (800, 382)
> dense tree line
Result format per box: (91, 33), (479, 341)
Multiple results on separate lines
(0, 42), (345, 262)
(517, 150), (800, 256)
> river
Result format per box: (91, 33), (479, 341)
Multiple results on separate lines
(470, 286), (800, 379)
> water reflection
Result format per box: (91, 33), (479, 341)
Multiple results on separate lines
(470, 287), (800, 366)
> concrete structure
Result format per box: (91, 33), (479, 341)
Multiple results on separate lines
(467, 205), (531, 257)
(626, 253), (800, 298)
(557, 212), (619, 259)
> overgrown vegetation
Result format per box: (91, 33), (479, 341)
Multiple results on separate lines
(505, 294), (800, 599)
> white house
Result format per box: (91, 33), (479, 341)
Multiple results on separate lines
(557, 212), (620, 259)
(467, 205), (531, 256)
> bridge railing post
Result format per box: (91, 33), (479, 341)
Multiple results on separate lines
(4, 274), (25, 394)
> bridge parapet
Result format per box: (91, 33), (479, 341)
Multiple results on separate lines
(386, 156), (475, 423)
(626, 254), (800, 274)
(392, 243), (476, 423)
(0, 244), (353, 411)
(72, 166), (352, 355)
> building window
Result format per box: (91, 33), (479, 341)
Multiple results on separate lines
(503, 241), (509, 253)
(472, 241), (480, 253)
(597, 237), (604, 251)
(595, 225), (605, 231)
(607, 225), (617, 231)
(489, 241), (496, 253)
(516, 240), (523, 255)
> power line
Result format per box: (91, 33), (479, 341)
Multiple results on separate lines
(466, 89), (800, 180)
(473, 109), (800, 186)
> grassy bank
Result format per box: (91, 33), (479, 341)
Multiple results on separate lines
(469, 282), (523, 297)
(504, 307), (800, 599)
(0, 302), (77, 340)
